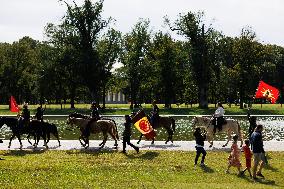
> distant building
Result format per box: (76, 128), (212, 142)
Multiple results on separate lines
(105, 91), (127, 104)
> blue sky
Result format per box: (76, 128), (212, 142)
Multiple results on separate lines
(0, 0), (283, 46)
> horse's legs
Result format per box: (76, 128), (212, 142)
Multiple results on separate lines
(165, 128), (174, 144)
(99, 134), (108, 149)
(8, 134), (16, 148)
(151, 137), (155, 145)
(16, 134), (23, 149)
(46, 133), (50, 144)
(79, 136), (86, 147)
(109, 131), (118, 148)
(27, 133), (33, 145)
(53, 132), (61, 146)
(223, 130), (232, 147)
(137, 134), (143, 144)
(207, 134), (213, 148)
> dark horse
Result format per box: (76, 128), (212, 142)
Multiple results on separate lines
(0, 116), (48, 149)
(137, 115), (176, 144)
(32, 121), (61, 147)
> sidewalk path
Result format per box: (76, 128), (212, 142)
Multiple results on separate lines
(0, 140), (283, 151)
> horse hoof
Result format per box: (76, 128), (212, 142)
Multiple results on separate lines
(222, 145), (226, 147)
(209, 145), (212, 148)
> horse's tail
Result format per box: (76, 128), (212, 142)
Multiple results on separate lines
(51, 123), (59, 138)
(171, 117), (176, 132)
(237, 121), (243, 142)
(112, 120), (119, 140)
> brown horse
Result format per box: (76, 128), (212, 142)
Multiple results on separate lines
(67, 117), (119, 149)
(137, 116), (176, 144)
(192, 116), (243, 148)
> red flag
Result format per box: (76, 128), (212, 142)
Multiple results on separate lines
(255, 81), (279, 104)
(131, 110), (156, 140)
(10, 96), (20, 112)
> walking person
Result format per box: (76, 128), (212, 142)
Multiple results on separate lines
(241, 139), (253, 178)
(122, 115), (139, 154)
(226, 134), (242, 175)
(251, 124), (266, 179)
(193, 128), (207, 166)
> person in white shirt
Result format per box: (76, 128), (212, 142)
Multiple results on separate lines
(213, 102), (225, 134)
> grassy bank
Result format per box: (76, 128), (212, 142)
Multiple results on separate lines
(1, 103), (284, 115)
(0, 150), (283, 188)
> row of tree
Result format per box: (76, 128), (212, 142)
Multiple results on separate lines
(0, 0), (284, 109)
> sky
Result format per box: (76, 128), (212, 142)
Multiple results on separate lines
(0, 0), (283, 46)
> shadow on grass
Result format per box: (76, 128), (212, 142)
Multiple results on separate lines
(65, 146), (118, 156)
(264, 163), (279, 172)
(2, 149), (46, 156)
(237, 173), (278, 187)
(126, 151), (159, 160)
(201, 165), (214, 173)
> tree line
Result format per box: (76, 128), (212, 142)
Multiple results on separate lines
(0, 0), (284, 109)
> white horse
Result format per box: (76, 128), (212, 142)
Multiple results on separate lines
(192, 116), (243, 148)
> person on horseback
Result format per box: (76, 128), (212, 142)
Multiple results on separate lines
(90, 101), (100, 121)
(35, 105), (45, 122)
(213, 102), (225, 134)
(150, 100), (159, 127)
(18, 103), (30, 129)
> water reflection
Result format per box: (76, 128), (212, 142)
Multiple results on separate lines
(0, 116), (283, 141)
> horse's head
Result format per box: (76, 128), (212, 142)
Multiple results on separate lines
(192, 116), (211, 128)
(69, 112), (88, 119)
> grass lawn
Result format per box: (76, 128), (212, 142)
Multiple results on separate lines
(1, 103), (284, 115)
(0, 150), (283, 189)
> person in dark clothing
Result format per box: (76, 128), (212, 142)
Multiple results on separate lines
(35, 105), (45, 122)
(19, 103), (30, 128)
(122, 115), (139, 153)
(150, 100), (159, 127)
(247, 111), (257, 138)
(193, 128), (207, 166)
(90, 101), (100, 120)
(251, 124), (266, 179)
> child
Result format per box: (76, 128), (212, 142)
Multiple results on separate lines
(241, 139), (253, 177)
(226, 134), (242, 174)
(122, 115), (139, 154)
(193, 128), (207, 166)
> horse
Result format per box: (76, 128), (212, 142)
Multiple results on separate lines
(67, 117), (119, 149)
(192, 116), (243, 148)
(0, 116), (48, 149)
(137, 116), (176, 144)
(31, 121), (61, 147)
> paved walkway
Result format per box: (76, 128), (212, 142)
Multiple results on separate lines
(0, 140), (283, 151)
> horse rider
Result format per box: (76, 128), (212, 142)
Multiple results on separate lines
(18, 103), (30, 129)
(90, 101), (100, 121)
(213, 102), (225, 134)
(35, 105), (45, 122)
(150, 100), (159, 127)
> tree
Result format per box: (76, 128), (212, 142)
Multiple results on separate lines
(63, 0), (111, 101)
(97, 29), (122, 109)
(120, 19), (151, 108)
(166, 12), (214, 108)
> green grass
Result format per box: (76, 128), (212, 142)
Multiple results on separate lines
(1, 103), (284, 115)
(0, 150), (283, 188)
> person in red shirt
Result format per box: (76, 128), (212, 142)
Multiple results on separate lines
(241, 139), (253, 177)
